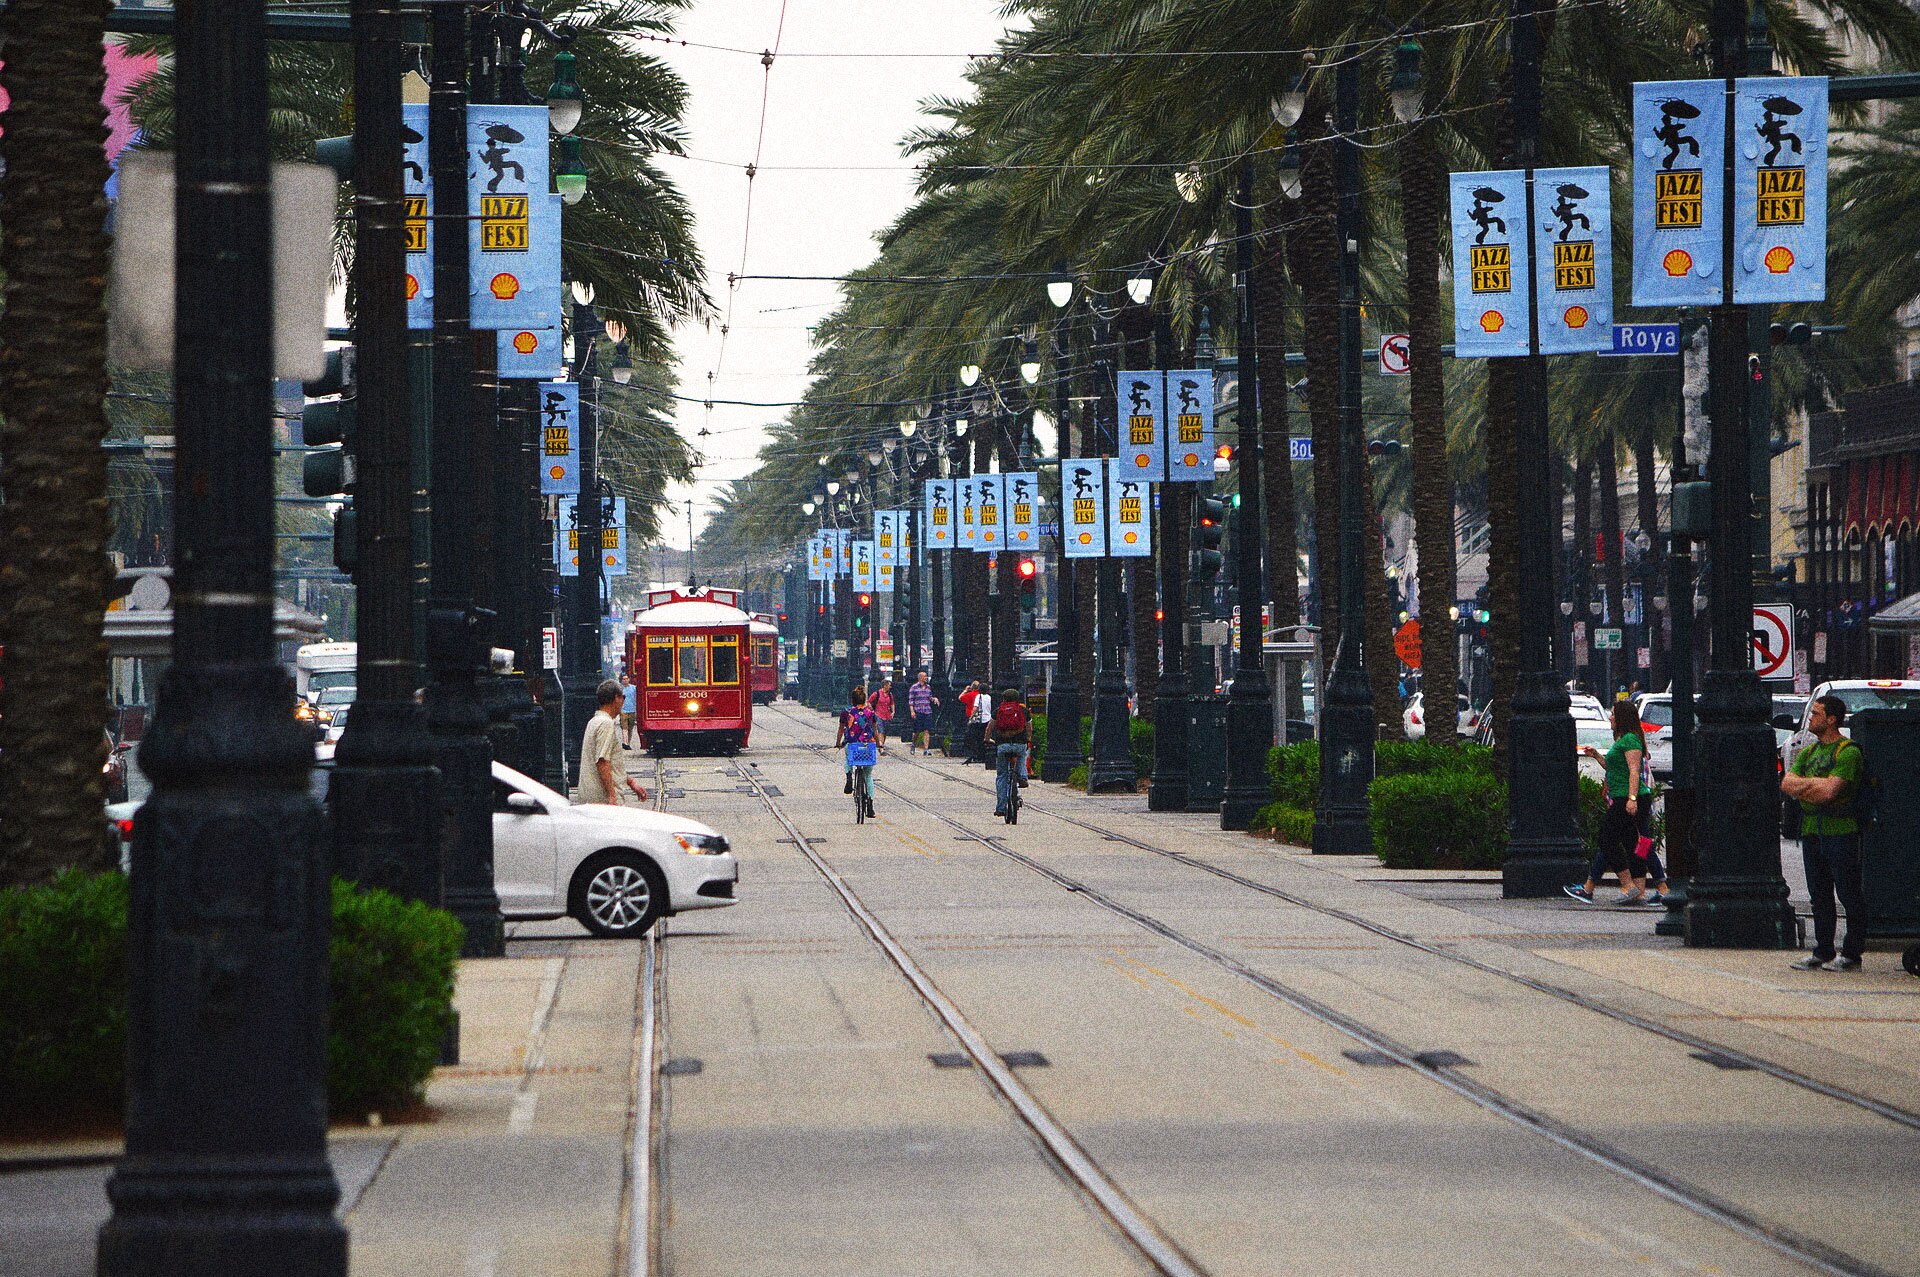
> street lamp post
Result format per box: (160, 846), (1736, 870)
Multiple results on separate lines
(98, 0), (347, 1268)
(1222, 162), (1276, 829)
(560, 291), (608, 780)
(1148, 307), (1189, 811)
(941, 418), (973, 752)
(424, 0), (504, 955)
(1087, 307), (1136, 794)
(1040, 290), (1085, 783)
(1186, 309), (1228, 813)
(1686, 0), (1796, 947)
(1313, 57), (1376, 853)
(1500, 0), (1586, 895)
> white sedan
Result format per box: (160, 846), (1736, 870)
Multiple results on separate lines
(491, 761), (739, 937)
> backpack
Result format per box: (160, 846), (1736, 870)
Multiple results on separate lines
(993, 702), (1030, 736)
(843, 708), (877, 744)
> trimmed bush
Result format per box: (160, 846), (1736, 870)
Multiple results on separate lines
(1252, 802), (1316, 846)
(1376, 739), (1493, 778)
(1129, 718), (1155, 779)
(1031, 712), (1048, 764)
(0, 873), (464, 1125)
(1267, 742), (1319, 809)
(1370, 769), (1509, 869)
(1067, 763), (1089, 790)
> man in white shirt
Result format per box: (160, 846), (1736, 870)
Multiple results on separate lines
(965, 682), (994, 764)
(578, 679), (649, 805)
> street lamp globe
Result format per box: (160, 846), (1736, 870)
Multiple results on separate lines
(1276, 130), (1304, 200)
(959, 363), (981, 387)
(952, 417), (969, 437)
(546, 50), (587, 135)
(1020, 337), (1041, 385)
(571, 279), (595, 305)
(802, 501), (815, 516)
(826, 481), (841, 496)
(1125, 271), (1154, 306)
(1046, 264), (1075, 310)
(610, 341), (633, 384)
(882, 437), (899, 455)
(555, 135), (588, 205)
(1271, 67), (1309, 128)
(866, 447), (883, 465)
(899, 419), (917, 438)
(1389, 36), (1425, 124)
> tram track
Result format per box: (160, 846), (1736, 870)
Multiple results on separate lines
(813, 708), (1920, 1136)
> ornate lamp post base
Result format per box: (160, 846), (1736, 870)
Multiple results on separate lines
(1148, 684), (1188, 810)
(101, 1161), (345, 1276)
(1040, 675), (1082, 782)
(1087, 670), (1135, 793)
(1501, 671), (1587, 896)
(1312, 668), (1373, 853)
(1684, 670), (1797, 947)
(1220, 674), (1273, 829)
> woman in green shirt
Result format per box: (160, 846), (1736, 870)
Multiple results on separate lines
(1565, 699), (1669, 905)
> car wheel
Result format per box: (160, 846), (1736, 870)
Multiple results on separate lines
(569, 851), (666, 939)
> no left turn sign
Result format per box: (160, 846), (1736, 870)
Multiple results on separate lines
(1752, 604), (1793, 680)
(1379, 333), (1411, 376)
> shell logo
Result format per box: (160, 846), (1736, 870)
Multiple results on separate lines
(1479, 310), (1505, 333)
(1764, 245), (1795, 274)
(490, 273), (520, 299)
(1077, 532), (1094, 545)
(1563, 305), (1590, 329)
(606, 555), (617, 567)
(1182, 453), (1199, 466)
(512, 331), (539, 354)
(1662, 248), (1692, 278)
(405, 274), (420, 300)
(1123, 531), (1139, 544)
(1017, 531), (1030, 542)
(1134, 452), (1151, 468)
(549, 465), (567, 480)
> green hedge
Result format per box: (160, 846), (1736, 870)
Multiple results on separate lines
(1034, 713), (1153, 780)
(1370, 770), (1509, 869)
(1253, 801), (1317, 845)
(0, 872), (464, 1124)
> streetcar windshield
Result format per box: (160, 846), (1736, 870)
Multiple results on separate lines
(646, 639), (673, 686)
(678, 638), (708, 685)
(712, 640), (740, 686)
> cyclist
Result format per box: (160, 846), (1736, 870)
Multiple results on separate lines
(834, 684), (879, 818)
(986, 686), (1032, 819)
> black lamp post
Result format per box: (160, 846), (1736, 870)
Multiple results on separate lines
(1221, 161), (1276, 830)
(1685, 0), (1796, 947)
(560, 289), (607, 778)
(331, 0), (442, 904)
(1500, 0), (1587, 894)
(1148, 302), (1190, 811)
(1087, 303), (1139, 794)
(99, 0), (346, 1268)
(941, 416), (974, 752)
(1186, 309), (1228, 812)
(1039, 280), (1085, 783)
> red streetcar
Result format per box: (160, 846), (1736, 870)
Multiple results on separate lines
(626, 587), (753, 754)
(748, 613), (781, 705)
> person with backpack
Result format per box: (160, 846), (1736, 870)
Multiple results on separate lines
(834, 684), (880, 817)
(1783, 693), (1868, 971)
(1565, 698), (1667, 906)
(985, 687), (1032, 818)
(866, 679), (896, 744)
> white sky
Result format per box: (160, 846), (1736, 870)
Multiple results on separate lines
(658, 1), (1013, 549)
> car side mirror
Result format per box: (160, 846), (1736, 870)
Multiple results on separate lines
(507, 792), (541, 813)
(1771, 713), (1796, 731)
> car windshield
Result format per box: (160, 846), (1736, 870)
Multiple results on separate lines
(1576, 724), (1616, 751)
(1640, 699), (1672, 727)
(316, 686), (357, 708)
(1830, 686), (1920, 714)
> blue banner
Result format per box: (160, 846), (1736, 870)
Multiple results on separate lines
(806, 533), (824, 582)
(604, 497), (627, 577)
(1116, 369), (1166, 481)
(468, 104), (558, 330)
(556, 497), (579, 577)
(957, 476), (980, 550)
(924, 479), (954, 550)
(1062, 457), (1107, 559)
(498, 326), (563, 379)
(1107, 463), (1152, 558)
(834, 528), (852, 575)
(1004, 471), (1040, 552)
(852, 540), (876, 591)
(877, 556), (895, 594)
(538, 381), (580, 495)
(1733, 76), (1827, 304)
(1450, 168), (1532, 357)
(874, 510), (901, 566)
(1532, 165), (1614, 354)
(1632, 79), (1724, 307)
(976, 474), (1006, 551)
(1165, 369), (1215, 481)
(404, 104), (432, 331)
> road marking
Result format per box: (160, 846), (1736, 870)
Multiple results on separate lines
(507, 1092), (538, 1133)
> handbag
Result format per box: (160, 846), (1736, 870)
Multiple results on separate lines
(1634, 833), (1654, 861)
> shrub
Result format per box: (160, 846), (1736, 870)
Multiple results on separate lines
(1376, 739), (1493, 778)
(1370, 769), (1509, 869)
(0, 873), (463, 1125)
(1067, 764), (1089, 790)
(328, 879), (464, 1115)
(1252, 802), (1316, 846)
(1129, 718), (1155, 778)
(1031, 712), (1048, 764)
(1267, 742), (1319, 808)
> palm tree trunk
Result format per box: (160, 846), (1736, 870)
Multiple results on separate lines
(1486, 363), (1521, 775)
(1399, 121), (1457, 739)
(1360, 459), (1403, 739)
(1288, 110), (1342, 660)
(0, 0), (118, 884)
(1253, 229), (1301, 718)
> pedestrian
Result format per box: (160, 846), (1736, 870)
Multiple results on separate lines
(1565, 698), (1666, 906)
(957, 679), (981, 760)
(964, 680), (993, 764)
(867, 678), (895, 744)
(620, 672), (638, 747)
(1783, 693), (1868, 971)
(578, 679), (649, 805)
(907, 670), (939, 754)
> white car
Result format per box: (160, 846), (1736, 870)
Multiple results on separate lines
(1780, 679), (1920, 773)
(1403, 692), (1474, 739)
(1569, 693), (1608, 721)
(1575, 719), (1616, 784)
(107, 758), (738, 939)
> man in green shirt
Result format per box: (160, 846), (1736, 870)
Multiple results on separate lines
(1781, 694), (1867, 971)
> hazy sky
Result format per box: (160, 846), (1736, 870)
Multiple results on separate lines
(657, 1), (1013, 550)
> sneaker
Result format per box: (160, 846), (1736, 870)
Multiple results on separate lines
(1562, 884), (1594, 903)
(1643, 892), (1666, 907)
(844, 775), (854, 794)
(994, 808), (1006, 817)
(1823, 956), (1862, 972)
(1789, 954), (1827, 970)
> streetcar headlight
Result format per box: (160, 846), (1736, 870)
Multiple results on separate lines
(684, 699), (701, 713)
(674, 832), (729, 856)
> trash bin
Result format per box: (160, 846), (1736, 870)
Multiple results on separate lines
(1844, 707), (1920, 946)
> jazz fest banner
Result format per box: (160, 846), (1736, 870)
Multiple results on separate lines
(1165, 370), (1215, 482)
(556, 497), (579, 577)
(603, 497), (627, 577)
(1732, 76), (1827, 303)
(1004, 471), (1040, 551)
(806, 533), (825, 582)
(852, 540), (876, 592)
(956, 475), (980, 550)
(497, 194), (565, 377)
(1532, 166), (1614, 354)
(1632, 79), (1724, 307)
(975, 474), (1006, 550)
(923, 479), (954, 549)
(403, 104), (432, 330)
(1116, 370), (1165, 481)
(1061, 457), (1107, 559)
(1450, 168), (1532, 358)
(537, 381), (580, 495)
(468, 104), (558, 330)
(1107, 465), (1153, 557)
(873, 510), (899, 567)
(554, 495), (624, 576)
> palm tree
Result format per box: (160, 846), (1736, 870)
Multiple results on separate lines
(0, 0), (118, 885)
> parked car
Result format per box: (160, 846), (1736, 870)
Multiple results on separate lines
(1575, 719), (1615, 784)
(106, 759), (738, 939)
(1402, 692), (1475, 740)
(1569, 693), (1607, 721)
(1634, 693), (1687, 780)
(1779, 679), (1920, 774)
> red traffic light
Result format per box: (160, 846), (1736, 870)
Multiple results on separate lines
(858, 592), (873, 607)
(1017, 557), (1037, 579)
(1215, 443), (1234, 460)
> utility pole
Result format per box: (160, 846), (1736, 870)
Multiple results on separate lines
(426, 0), (505, 957)
(1501, 0), (1587, 896)
(1686, 0), (1797, 947)
(99, 0), (347, 1268)
(1313, 54), (1375, 853)
(330, 0), (443, 904)
(1222, 160), (1276, 830)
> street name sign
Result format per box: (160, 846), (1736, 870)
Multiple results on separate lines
(1594, 627), (1624, 650)
(1599, 323), (1680, 356)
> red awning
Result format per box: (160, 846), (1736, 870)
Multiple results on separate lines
(1847, 459), (1866, 537)
(1899, 455), (1917, 531)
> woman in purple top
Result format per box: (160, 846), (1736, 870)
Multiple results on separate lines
(907, 669), (939, 754)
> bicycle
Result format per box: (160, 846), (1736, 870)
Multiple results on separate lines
(994, 744), (1026, 825)
(846, 739), (878, 823)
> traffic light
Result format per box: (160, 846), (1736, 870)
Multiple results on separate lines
(854, 593), (872, 629)
(1194, 496), (1226, 577)
(300, 343), (358, 573)
(1770, 321), (1813, 346)
(1365, 437), (1403, 458)
(1018, 557), (1037, 612)
(1215, 443), (1234, 463)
